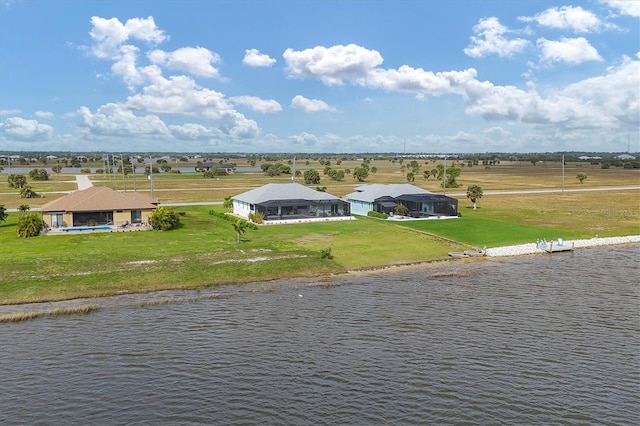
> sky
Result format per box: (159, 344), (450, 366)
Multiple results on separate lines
(0, 0), (638, 154)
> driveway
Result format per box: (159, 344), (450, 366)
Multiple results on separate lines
(75, 175), (93, 190)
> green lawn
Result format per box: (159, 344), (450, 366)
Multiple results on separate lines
(393, 215), (586, 247)
(0, 202), (606, 304)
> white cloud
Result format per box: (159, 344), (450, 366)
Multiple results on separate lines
(125, 75), (260, 138)
(603, 0), (640, 17)
(291, 95), (336, 113)
(243, 49), (276, 67)
(148, 46), (221, 78)
(89, 16), (167, 60)
(561, 55), (639, 127)
(464, 17), (529, 58)
(519, 6), (602, 33)
(537, 37), (603, 65)
(364, 66), (476, 97)
(34, 111), (55, 119)
(461, 55), (639, 129)
(168, 123), (218, 140)
(77, 103), (170, 137)
(0, 117), (54, 141)
(229, 96), (282, 113)
(0, 109), (21, 116)
(284, 44), (384, 86)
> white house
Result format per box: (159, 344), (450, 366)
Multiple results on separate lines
(232, 183), (351, 223)
(345, 183), (458, 217)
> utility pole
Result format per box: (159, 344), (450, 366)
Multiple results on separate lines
(562, 154), (565, 194)
(443, 154), (447, 196)
(149, 156), (155, 199)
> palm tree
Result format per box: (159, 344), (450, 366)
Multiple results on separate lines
(232, 219), (248, 243)
(466, 185), (483, 210)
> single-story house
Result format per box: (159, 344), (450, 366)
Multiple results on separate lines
(197, 162), (235, 173)
(40, 186), (157, 228)
(616, 154), (636, 160)
(232, 183), (351, 222)
(345, 183), (458, 217)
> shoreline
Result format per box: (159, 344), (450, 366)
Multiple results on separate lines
(347, 235), (640, 276)
(484, 235), (640, 257)
(1, 236), (638, 309)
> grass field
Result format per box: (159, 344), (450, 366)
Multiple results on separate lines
(0, 158), (638, 304)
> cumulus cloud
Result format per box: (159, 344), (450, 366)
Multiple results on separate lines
(519, 6), (602, 33)
(464, 17), (529, 58)
(168, 123), (218, 140)
(364, 66), (476, 97)
(291, 95), (336, 113)
(229, 96), (282, 113)
(461, 55), (639, 129)
(243, 49), (276, 67)
(125, 75), (259, 138)
(77, 103), (170, 137)
(284, 44), (384, 86)
(537, 37), (603, 65)
(561, 55), (639, 127)
(89, 16), (166, 60)
(148, 46), (221, 77)
(0, 117), (54, 141)
(602, 0), (640, 17)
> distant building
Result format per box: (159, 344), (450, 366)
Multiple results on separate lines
(617, 154), (636, 160)
(197, 162), (235, 174)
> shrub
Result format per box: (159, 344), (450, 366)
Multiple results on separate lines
(249, 211), (264, 224)
(394, 203), (408, 216)
(367, 211), (388, 219)
(320, 247), (333, 259)
(208, 210), (258, 229)
(28, 168), (49, 181)
(203, 169), (227, 178)
(150, 207), (181, 231)
(17, 212), (44, 238)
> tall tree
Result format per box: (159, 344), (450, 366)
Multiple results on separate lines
(353, 167), (369, 182)
(466, 185), (484, 210)
(303, 169), (320, 184)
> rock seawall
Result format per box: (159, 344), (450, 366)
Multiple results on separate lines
(485, 235), (640, 257)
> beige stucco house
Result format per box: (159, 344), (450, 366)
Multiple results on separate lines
(40, 186), (157, 229)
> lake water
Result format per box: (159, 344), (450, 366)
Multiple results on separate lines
(1, 245), (638, 424)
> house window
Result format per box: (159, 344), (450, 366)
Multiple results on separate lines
(131, 210), (142, 223)
(51, 213), (63, 228)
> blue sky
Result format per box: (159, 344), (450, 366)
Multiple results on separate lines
(0, 0), (638, 154)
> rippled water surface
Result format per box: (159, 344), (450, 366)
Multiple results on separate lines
(1, 245), (639, 424)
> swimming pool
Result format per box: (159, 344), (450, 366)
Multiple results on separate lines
(60, 226), (113, 232)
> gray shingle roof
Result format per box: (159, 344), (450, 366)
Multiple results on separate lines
(233, 183), (341, 204)
(345, 184), (434, 202)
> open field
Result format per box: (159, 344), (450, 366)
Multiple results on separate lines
(1, 158), (638, 207)
(0, 159), (638, 304)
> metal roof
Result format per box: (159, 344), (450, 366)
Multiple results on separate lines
(344, 184), (434, 202)
(233, 183), (342, 204)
